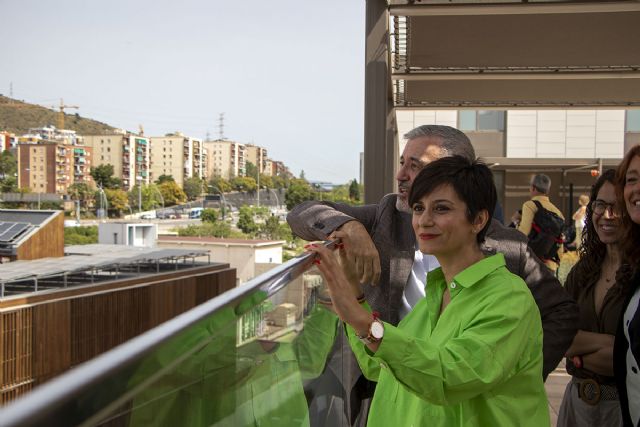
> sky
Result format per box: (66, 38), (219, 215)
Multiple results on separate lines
(0, 0), (365, 184)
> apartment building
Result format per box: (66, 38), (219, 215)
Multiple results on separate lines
(17, 142), (93, 194)
(149, 133), (204, 187)
(271, 160), (290, 178)
(83, 133), (150, 190)
(263, 158), (273, 177)
(203, 139), (246, 180)
(245, 144), (268, 174)
(0, 132), (14, 152)
(396, 109), (640, 220)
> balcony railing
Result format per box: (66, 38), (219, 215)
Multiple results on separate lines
(0, 242), (350, 427)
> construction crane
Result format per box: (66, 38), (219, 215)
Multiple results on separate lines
(55, 98), (79, 130)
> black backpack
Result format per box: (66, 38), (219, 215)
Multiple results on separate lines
(527, 200), (564, 262)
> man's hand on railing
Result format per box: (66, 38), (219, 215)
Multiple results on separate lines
(329, 220), (380, 285)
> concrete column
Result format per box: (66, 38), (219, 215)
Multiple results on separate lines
(364, 0), (397, 204)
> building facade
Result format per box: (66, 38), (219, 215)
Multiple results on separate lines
(149, 133), (204, 187)
(83, 133), (150, 190)
(396, 108), (640, 222)
(17, 142), (93, 194)
(245, 144), (268, 174)
(203, 139), (246, 180)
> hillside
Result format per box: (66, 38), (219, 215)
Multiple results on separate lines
(0, 95), (117, 135)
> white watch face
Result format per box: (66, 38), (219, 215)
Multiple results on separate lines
(371, 320), (384, 339)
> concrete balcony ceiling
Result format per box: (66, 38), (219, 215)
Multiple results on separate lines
(363, 0), (640, 203)
(389, 0), (640, 108)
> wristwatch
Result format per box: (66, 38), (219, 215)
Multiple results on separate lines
(356, 312), (384, 345)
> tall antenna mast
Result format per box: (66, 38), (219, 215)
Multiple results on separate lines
(9, 82), (13, 98)
(218, 113), (225, 140)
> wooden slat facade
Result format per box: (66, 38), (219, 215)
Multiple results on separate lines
(0, 264), (235, 404)
(15, 211), (65, 260)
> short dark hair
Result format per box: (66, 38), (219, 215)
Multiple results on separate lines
(408, 156), (497, 243)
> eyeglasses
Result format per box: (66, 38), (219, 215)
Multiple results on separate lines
(591, 200), (619, 216)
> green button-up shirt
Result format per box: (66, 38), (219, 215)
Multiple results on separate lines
(347, 253), (550, 427)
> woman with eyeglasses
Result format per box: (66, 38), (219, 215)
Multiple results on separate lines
(558, 169), (632, 427)
(614, 145), (640, 427)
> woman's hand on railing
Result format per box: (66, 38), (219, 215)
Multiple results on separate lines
(305, 243), (370, 328)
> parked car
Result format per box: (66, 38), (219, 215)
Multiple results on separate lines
(189, 207), (204, 219)
(157, 210), (177, 219)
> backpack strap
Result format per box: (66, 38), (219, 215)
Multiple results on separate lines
(530, 200), (544, 233)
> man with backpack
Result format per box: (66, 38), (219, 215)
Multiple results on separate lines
(518, 173), (565, 271)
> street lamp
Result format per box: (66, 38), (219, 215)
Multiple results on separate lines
(268, 188), (280, 210)
(97, 185), (108, 219)
(150, 185), (164, 210)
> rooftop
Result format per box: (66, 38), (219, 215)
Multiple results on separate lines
(0, 244), (213, 298)
(158, 236), (286, 246)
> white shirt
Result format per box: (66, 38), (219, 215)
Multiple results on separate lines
(623, 286), (640, 426)
(399, 250), (439, 320)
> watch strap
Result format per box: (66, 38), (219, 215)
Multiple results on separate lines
(356, 311), (383, 345)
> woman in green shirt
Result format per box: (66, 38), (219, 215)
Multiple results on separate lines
(307, 156), (550, 426)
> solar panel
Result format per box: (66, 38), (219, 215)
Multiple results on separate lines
(0, 222), (13, 235)
(0, 223), (31, 243)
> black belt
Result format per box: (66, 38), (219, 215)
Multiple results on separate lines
(573, 378), (618, 405)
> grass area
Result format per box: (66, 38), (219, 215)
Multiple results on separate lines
(64, 226), (98, 245)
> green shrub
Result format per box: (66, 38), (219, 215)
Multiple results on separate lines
(64, 226), (98, 245)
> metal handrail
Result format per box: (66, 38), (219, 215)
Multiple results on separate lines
(0, 242), (333, 427)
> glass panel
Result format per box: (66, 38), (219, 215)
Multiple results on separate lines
(458, 110), (477, 131)
(626, 110), (640, 132)
(91, 269), (341, 426)
(477, 110), (505, 131)
(1, 250), (352, 427)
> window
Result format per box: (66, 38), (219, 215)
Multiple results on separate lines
(459, 111), (476, 131)
(627, 110), (640, 132)
(478, 111), (504, 131)
(458, 110), (505, 131)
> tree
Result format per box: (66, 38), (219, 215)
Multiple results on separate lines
(245, 161), (258, 180)
(272, 175), (289, 190)
(104, 188), (129, 215)
(0, 176), (18, 193)
(349, 179), (360, 201)
(299, 170), (306, 181)
(209, 176), (232, 193)
(128, 184), (171, 211)
(155, 174), (175, 184)
(183, 177), (204, 201)
(0, 151), (17, 179)
(68, 183), (94, 210)
(0, 151), (18, 192)
(259, 174), (273, 189)
(230, 176), (257, 192)
(201, 208), (218, 223)
(90, 164), (121, 189)
(237, 206), (259, 235)
(158, 181), (187, 206)
(285, 179), (313, 210)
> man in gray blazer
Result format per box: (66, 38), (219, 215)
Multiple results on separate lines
(288, 125), (578, 383)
